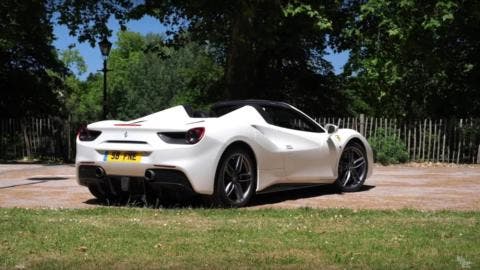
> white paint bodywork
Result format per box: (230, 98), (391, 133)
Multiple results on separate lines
(76, 104), (373, 195)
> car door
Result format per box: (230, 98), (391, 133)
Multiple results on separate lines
(257, 105), (338, 183)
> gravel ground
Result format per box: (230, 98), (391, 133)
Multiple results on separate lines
(0, 163), (479, 210)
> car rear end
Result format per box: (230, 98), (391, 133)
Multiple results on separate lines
(75, 118), (217, 198)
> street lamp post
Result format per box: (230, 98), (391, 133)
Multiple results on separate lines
(98, 37), (112, 119)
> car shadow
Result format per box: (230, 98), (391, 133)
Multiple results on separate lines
(82, 184), (376, 209)
(249, 184), (375, 207)
(0, 177), (69, 190)
(27, 177), (69, 181)
(40, 163), (75, 167)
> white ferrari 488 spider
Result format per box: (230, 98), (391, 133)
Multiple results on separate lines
(76, 100), (373, 207)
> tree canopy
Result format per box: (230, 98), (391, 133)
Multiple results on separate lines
(61, 31), (223, 122)
(52, 0), (354, 116)
(106, 31), (223, 119)
(339, 0), (480, 118)
(1, 0), (479, 119)
(0, 0), (66, 117)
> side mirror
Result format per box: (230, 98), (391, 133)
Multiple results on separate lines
(325, 124), (338, 134)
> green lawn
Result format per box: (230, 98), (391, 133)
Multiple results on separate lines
(0, 208), (478, 269)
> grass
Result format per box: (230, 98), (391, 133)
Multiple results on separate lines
(0, 208), (478, 269)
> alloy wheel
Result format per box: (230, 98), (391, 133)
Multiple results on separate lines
(338, 146), (367, 189)
(221, 152), (254, 204)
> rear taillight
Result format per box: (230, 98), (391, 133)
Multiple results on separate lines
(77, 127), (102, 141)
(157, 127), (205, 144)
(185, 127), (205, 144)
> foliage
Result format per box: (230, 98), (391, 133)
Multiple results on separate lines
(3, 1), (480, 120)
(51, 0), (135, 46)
(339, 0), (480, 118)
(57, 48), (102, 124)
(64, 74), (102, 123)
(78, 31), (223, 120)
(0, 0), (67, 118)
(368, 128), (409, 165)
(52, 1), (352, 116)
(1, 208), (479, 269)
(60, 48), (87, 76)
(136, 1), (351, 115)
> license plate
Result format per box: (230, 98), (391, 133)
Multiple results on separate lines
(104, 151), (142, 163)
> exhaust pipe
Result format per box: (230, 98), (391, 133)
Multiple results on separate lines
(145, 169), (156, 181)
(95, 167), (105, 178)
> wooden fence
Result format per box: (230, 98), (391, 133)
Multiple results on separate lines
(0, 118), (76, 162)
(317, 115), (480, 164)
(0, 116), (479, 163)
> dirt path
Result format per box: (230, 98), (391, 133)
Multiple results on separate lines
(0, 163), (479, 210)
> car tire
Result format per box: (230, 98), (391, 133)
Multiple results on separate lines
(335, 142), (368, 192)
(88, 184), (108, 200)
(213, 147), (256, 207)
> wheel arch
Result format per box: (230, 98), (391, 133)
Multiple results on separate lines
(345, 137), (366, 152)
(220, 140), (258, 170)
(214, 140), (258, 193)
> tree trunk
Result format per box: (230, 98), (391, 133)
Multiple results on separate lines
(224, 2), (255, 99)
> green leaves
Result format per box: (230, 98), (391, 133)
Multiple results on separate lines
(340, 0), (480, 118)
(0, 0), (67, 117)
(368, 128), (409, 165)
(79, 32), (223, 120)
(60, 48), (87, 75)
(283, 3), (332, 31)
(52, 0), (136, 46)
(422, 17), (441, 30)
(7, 0), (478, 120)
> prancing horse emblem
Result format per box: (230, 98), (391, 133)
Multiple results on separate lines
(124, 131), (128, 138)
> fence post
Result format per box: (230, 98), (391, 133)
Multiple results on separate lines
(359, 114), (365, 136)
(22, 119), (31, 159)
(477, 145), (480, 164)
(457, 119), (463, 164)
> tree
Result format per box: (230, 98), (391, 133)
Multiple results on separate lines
(65, 73), (103, 123)
(78, 31), (222, 120)
(52, 0), (134, 46)
(0, 0), (67, 117)
(60, 48), (87, 76)
(135, 1), (345, 107)
(58, 48), (101, 123)
(52, 1), (351, 116)
(338, 0), (480, 118)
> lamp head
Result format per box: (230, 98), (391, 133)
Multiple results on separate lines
(98, 37), (112, 57)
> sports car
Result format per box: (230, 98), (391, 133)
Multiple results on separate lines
(76, 100), (373, 207)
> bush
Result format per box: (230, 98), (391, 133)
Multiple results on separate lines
(368, 128), (409, 165)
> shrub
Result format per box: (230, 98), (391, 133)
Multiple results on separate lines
(368, 128), (409, 165)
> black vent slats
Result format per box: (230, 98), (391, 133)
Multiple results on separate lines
(105, 140), (148, 144)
